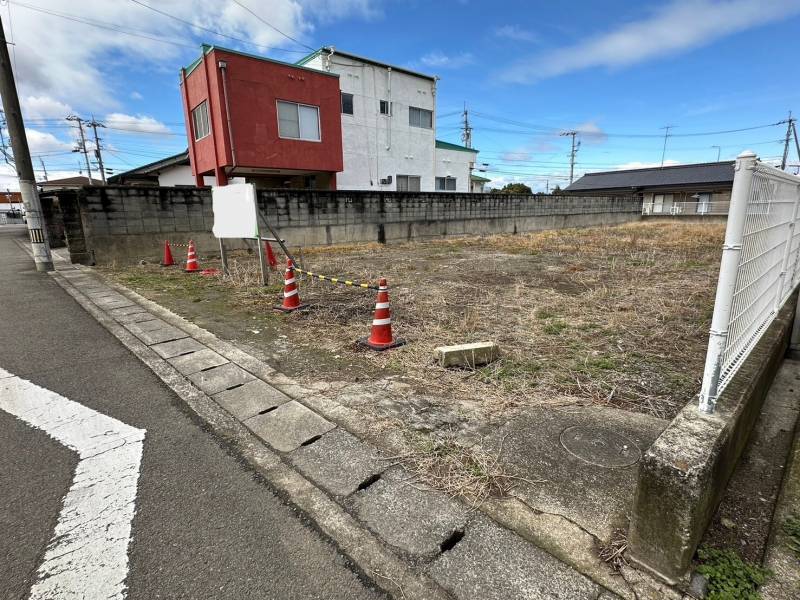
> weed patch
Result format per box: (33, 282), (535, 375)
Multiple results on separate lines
(696, 546), (770, 600)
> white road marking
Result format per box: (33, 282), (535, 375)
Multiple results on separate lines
(0, 366), (145, 599)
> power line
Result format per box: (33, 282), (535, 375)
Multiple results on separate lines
(229, 0), (314, 51)
(469, 110), (784, 138)
(127, 0), (308, 55)
(10, 1), (197, 49)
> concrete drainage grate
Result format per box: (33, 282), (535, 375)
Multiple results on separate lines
(559, 425), (641, 468)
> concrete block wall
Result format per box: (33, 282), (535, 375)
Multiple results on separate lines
(47, 185), (642, 265)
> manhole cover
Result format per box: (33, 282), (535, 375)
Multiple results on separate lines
(560, 426), (641, 468)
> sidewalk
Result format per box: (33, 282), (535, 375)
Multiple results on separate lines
(760, 358), (800, 599)
(41, 248), (619, 600)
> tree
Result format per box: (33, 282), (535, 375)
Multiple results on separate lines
(492, 182), (533, 195)
(551, 184), (563, 194)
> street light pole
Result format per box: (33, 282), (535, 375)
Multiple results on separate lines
(0, 15), (53, 271)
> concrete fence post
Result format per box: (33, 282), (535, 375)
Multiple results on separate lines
(698, 150), (758, 414)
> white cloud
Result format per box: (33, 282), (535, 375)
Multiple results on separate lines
(21, 96), (73, 121)
(500, 150), (532, 161)
(26, 129), (74, 154)
(615, 159), (681, 170)
(130, 91), (144, 100)
(499, 0), (800, 83)
(104, 113), (171, 134)
(6, 0), (382, 113)
(573, 121), (608, 145)
(419, 51), (474, 69)
(493, 24), (537, 42)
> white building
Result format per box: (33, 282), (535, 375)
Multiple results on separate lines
(297, 47), (479, 193)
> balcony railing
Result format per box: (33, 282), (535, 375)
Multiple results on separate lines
(642, 200), (730, 216)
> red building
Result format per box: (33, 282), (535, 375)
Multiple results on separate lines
(180, 45), (343, 189)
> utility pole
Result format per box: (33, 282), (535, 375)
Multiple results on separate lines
(0, 16), (53, 271)
(88, 116), (107, 184)
(38, 157), (47, 181)
(560, 130), (579, 185)
(461, 102), (472, 149)
(711, 145), (721, 162)
(659, 125), (675, 168)
(780, 111), (796, 171)
(66, 115), (93, 183)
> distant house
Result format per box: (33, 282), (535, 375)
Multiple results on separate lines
(565, 161), (735, 216)
(107, 150), (198, 186)
(38, 176), (104, 191)
(178, 44), (480, 192)
(470, 174), (491, 193)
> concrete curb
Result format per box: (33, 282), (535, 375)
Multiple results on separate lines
(50, 266), (450, 600)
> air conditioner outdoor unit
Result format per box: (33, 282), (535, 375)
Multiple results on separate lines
(380, 176), (393, 185)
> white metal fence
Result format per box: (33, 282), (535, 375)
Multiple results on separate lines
(698, 151), (800, 413)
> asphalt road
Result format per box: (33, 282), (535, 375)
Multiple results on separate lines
(0, 226), (385, 600)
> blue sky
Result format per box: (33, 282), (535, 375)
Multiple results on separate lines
(5, 0), (800, 191)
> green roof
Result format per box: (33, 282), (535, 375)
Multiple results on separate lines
(182, 45), (339, 78)
(470, 174), (491, 182)
(435, 140), (479, 153)
(296, 47), (437, 81)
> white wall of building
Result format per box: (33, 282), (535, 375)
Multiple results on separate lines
(157, 165), (196, 187)
(304, 53), (441, 192)
(434, 146), (474, 193)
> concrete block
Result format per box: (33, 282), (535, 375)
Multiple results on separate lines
(167, 348), (228, 375)
(290, 428), (385, 497)
(124, 319), (188, 345)
(353, 467), (467, 556)
(434, 342), (499, 368)
(428, 516), (600, 600)
(244, 400), (335, 452)
(628, 295), (797, 583)
(213, 379), (290, 420)
(150, 337), (207, 359)
(188, 363), (255, 395)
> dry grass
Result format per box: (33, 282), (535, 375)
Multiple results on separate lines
(105, 221), (725, 422)
(382, 432), (543, 509)
(599, 529), (630, 572)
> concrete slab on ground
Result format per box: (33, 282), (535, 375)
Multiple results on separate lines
(353, 467), (468, 557)
(747, 359), (800, 599)
(125, 320), (189, 345)
(245, 400), (335, 452)
(167, 348), (229, 375)
(428, 516), (605, 600)
(484, 404), (666, 541)
(290, 428), (386, 497)
(214, 379), (290, 421)
(187, 362), (255, 395)
(150, 337), (207, 359)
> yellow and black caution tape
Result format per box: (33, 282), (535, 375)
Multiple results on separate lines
(293, 267), (379, 291)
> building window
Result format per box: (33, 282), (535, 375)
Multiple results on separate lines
(435, 177), (457, 191)
(191, 100), (210, 141)
(396, 175), (421, 192)
(409, 106), (432, 129)
(341, 92), (354, 115)
(277, 100), (321, 141)
(379, 100), (392, 116)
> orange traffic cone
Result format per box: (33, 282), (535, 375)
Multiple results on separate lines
(274, 259), (307, 312)
(161, 240), (175, 267)
(265, 241), (278, 269)
(359, 278), (405, 350)
(185, 240), (200, 273)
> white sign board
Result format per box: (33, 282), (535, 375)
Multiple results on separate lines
(211, 183), (258, 239)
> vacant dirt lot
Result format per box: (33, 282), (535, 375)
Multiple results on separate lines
(102, 221), (724, 423)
